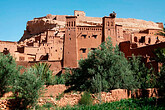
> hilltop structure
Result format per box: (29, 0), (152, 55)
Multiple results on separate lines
(0, 10), (164, 74)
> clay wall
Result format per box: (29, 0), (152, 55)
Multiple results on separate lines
(120, 41), (165, 58)
(156, 22), (164, 29)
(16, 60), (62, 75)
(0, 41), (17, 55)
(63, 16), (78, 68)
(24, 47), (38, 55)
(116, 25), (125, 43)
(77, 26), (102, 59)
(102, 17), (116, 46)
(119, 41), (165, 72)
(131, 29), (165, 47)
(74, 10), (86, 17)
(55, 15), (66, 21)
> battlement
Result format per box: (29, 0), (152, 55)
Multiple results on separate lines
(74, 10), (86, 17)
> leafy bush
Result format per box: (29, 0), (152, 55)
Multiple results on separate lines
(13, 69), (45, 109)
(79, 91), (93, 105)
(0, 53), (20, 97)
(128, 55), (157, 89)
(154, 48), (165, 64)
(31, 63), (54, 86)
(65, 37), (140, 93)
(158, 65), (165, 93)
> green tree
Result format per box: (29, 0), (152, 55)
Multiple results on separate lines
(0, 53), (20, 97)
(65, 37), (139, 93)
(13, 69), (45, 109)
(158, 65), (165, 93)
(129, 55), (156, 89)
(154, 48), (165, 65)
(31, 62), (54, 86)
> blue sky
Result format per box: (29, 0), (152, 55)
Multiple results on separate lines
(0, 0), (164, 41)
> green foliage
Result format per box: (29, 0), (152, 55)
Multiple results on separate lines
(13, 69), (45, 109)
(158, 65), (165, 92)
(65, 37), (140, 93)
(78, 91), (93, 105)
(52, 73), (70, 85)
(128, 55), (157, 89)
(31, 62), (54, 86)
(154, 48), (165, 64)
(0, 53), (20, 97)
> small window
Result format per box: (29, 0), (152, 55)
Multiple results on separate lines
(71, 22), (73, 26)
(81, 48), (86, 53)
(148, 38), (151, 44)
(69, 38), (71, 40)
(92, 35), (97, 39)
(91, 48), (96, 50)
(111, 22), (114, 26)
(134, 37), (137, 42)
(68, 22), (70, 26)
(82, 35), (87, 38)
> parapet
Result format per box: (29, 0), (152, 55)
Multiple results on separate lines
(74, 10), (86, 17)
(156, 22), (164, 29)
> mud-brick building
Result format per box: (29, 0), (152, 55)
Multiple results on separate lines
(63, 11), (126, 68)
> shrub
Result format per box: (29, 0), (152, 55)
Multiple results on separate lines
(158, 65), (165, 93)
(65, 37), (138, 93)
(0, 53), (20, 97)
(79, 91), (93, 105)
(31, 62), (54, 86)
(128, 55), (157, 89)
(13, 69), (45, 109)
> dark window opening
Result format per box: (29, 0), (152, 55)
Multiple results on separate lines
(40, 53), (49, 61)
(69, 38), (71, 40)
(134, 37), (137, 42)
(148, 38), (151, 44)
(111, 22), (114, 26)
(71, 22), (73, 26)
(92, 35), (97, 39)
(139, 36), (145, 43)
(91, 48), (96, 50)
(81, 48), (86, 53)
(77, 14), (79, 16)
(82, 35), (87, 38)
(68, 22), (70, 26)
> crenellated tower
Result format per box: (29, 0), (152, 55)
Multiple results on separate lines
(63, 16), (78, 68)
(102, 12), (117, 46)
